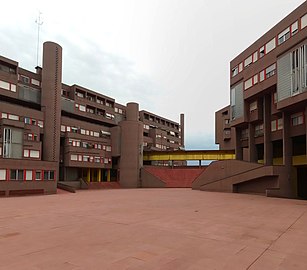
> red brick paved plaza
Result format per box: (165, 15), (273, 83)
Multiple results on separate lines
(1, 189), (307, 269)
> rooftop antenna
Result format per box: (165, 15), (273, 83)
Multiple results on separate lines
(35, 11), (43, 67)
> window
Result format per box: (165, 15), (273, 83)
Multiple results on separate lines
(27, 134), (38, 141)
(238, 62), (243, 72)
(301, 13), (307, 29)
(71, 154), (78, 161)
(35, 171), (42, 180)
(244, 55), (253, 67)
(106, 146), (112, 152)
(278, 27), (290, 45)
(260, 70), (265, 82)
(24, 117), (31, 124)
(31, 79), (40, 86)
(25, 170), (32, 181)
(83, 156), (89, 162)
(0, 170), (6, 181)
(0, 80), (10, 90)
(93, 132), (99, 137)
(271, 119), (282, 132)
(30, 150), (39, 158)
(44, 171), (54, 180)
(241, 129), (249, 140)
(255, 124), (264, 137)
(8, 114), (19, 121)
(10, 169), (24, 180)
(71, 127), (78, 133)
(20, 75), (30, 84)
(291, 112), (304, 126)
(231, 66), (238, 77)
(291, 45), (307, 95)
(244, 78), (253, 90)
(94, 157), (100, 163)
(3, 128), (12, 158)
(249, 101), (257, 112)
(76, 91), (85, 98)
(253, 51), (258, 62)
(266, 63), (276, 78)
(24, 149), (29, 157)
(253, 74), (258, 85)
(79, 105), (86, 112)
(259, 46), (265, 58)
(265, 38), (276, 54)
(291, 21), (298, 35)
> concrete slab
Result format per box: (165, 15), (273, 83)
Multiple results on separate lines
(0, 189), (307, 269)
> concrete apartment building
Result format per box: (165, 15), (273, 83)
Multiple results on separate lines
(214, 1), (307, 198)
(0, 42), (184, 196)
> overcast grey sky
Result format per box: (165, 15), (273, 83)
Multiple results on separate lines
(0, 0), (305, 149)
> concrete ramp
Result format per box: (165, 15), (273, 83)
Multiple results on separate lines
(192, 160), (293, 197)
(141, 166), (205, 188)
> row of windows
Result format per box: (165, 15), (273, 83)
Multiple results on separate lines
(70, 154), (112, 164)
(114, 107), (125, 115)
(68, 139), (111, 151)
(271, 119), (283, 132)
(18, 75), (41, 87)
(244, 63), (276, 90)
(0, 62), (16, 74)
(75, 103), (115, 120)
(0, 169), (54, 181)
(241, 113), (304, 138)
(61, 125), (109, 138)
(155, 144), (167, 150)
(23, 149), (40, 159)
(0, 80), (16, 92)
(75, 90), (114, 108)
(1, 113), (44, 128)
(232, 13), (307, 78)
(143, 113), (180, 130)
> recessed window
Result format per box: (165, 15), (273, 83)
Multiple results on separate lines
(301, 13), (307, 29)
(25, 170), (32, 181)
(238, 62), (243, 72)
(244, 55), (253, 67)
(291, 21), (298, 35)
(253, 51), (258, 62)
(0, 169), (6, 181)
(266, 63), (276, 78)
(278, 27), (290, 45)
(255, 124), (264, 137)
(249, 101), (257, 112)
(244, 78), (253, 90)
(259, 46), (265, 58)
(291, 112), (304, 126)
(231, 66), (239, 77)
(265, 38), (276, 54)
(35, 171), (42, 181)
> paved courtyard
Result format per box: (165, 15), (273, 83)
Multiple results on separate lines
(1, 189), (307, 269)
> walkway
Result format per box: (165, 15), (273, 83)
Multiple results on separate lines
(0, 189), (307, 269)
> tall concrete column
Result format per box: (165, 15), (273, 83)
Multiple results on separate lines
(264, 95), (273, 165)
(283, 112), (292, 169)
(180, 113), (185, 148)
(235, 127), (243, 160)
(41, 42), (62, 178)
(119, 103), (143, 188)
(248, 123), (256, 162)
